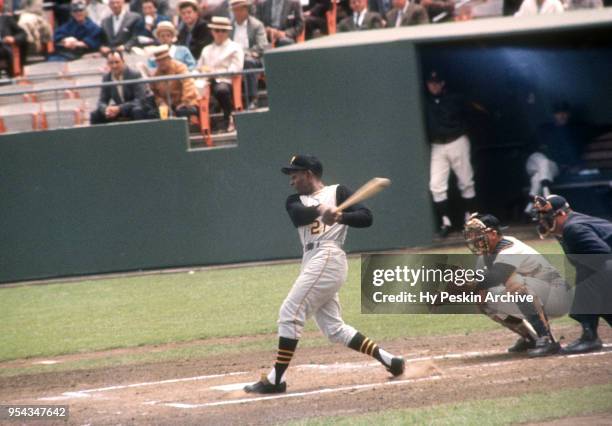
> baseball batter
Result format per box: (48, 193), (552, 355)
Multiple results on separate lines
(244, 155), (405, 394)
(463, 213), (573, 357)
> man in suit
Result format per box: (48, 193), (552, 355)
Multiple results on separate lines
(255, 0), (304, 47)
(177, 0), (212, 59)
(304, 0), (330, 39)
(90, 50), (146, 124)
(230, 0), (267, 109)
(338, 0), (383, 32)
(385, 0), (428, 27)
(100, 0), (142, 54)
(0, 0), (27, 76)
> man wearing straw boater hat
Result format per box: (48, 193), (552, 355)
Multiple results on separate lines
(198, 16), (244, 132)
(150, 45), (198, 118)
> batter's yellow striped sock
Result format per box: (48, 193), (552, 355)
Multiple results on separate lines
(348, 332), (393, 367)
(268, 336), (299, 385)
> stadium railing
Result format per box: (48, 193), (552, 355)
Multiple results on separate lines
(0, 68), (265, 145)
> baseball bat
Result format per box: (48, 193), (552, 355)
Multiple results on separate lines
(336, 177), (391, 212)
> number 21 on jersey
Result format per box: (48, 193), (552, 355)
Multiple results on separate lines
(310, 220), (326, 235)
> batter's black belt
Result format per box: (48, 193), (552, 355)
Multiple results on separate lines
(304, 241), (342, 252)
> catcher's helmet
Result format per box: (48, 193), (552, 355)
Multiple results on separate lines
(463, 213), (503, 255)
(532, 195), (570, 238)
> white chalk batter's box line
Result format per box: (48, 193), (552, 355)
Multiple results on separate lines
(37, 344), (612, 405)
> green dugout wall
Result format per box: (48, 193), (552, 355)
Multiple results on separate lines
(2, 11), (611, 283)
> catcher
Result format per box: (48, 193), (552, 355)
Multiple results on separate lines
(462, 213), (573, 357)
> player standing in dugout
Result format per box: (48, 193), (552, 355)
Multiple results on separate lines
(244, 155), (405, 394)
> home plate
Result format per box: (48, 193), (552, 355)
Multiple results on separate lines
(33, 360), (60, 365)
(210, 382), (253, 392)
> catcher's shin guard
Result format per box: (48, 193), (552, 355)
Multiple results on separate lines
(478, 304), (537, 341)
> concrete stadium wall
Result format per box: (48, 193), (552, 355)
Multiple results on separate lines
(0, 41), (434, 285)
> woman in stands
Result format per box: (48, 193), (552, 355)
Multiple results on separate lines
(146, 21), (196, 70)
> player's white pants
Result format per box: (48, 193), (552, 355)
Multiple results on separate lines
(429, 135), (475, 203)
(278, 245), (357, 346)
(526, 152), (559, 196)
(485, 277), (573, 319)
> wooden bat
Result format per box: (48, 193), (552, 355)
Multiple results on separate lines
(336, 177), (391, 212)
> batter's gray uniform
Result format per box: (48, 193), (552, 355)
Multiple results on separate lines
(280, 184), (371, 345)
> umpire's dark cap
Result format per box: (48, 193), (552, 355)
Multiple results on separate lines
(552, 101), (570, 113)
(547, 194), (570, 212)
(282, 155), (323, 177)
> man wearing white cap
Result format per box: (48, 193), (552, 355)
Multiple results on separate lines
(198, 16), (244, 132)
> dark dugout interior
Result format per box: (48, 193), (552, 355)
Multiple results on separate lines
(418, 26), (612, 223)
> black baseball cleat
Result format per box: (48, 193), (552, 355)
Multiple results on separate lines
(527, 336), (561, 358)
(560, 335), (603, 355)
(243, 375), (287, 394)
(508, 337), (536, 353)
(386, 356), (405, 377)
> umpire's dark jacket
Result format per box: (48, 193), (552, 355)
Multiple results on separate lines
(95, 67), (145, 116)
(559, 212), (612, 283)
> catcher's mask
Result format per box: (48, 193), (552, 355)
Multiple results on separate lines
(532, 195), (570, 238)
(463, 213), (501, 255)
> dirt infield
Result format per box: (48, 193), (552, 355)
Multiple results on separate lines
(2, 326), (612, 425)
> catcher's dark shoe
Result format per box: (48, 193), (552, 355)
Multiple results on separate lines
(508, 337), (536, 353)
(243, 375), (286, 394)
(560, 336), (603, 355)
(386, 356), (405, 377)
(527, 336), (561, 358)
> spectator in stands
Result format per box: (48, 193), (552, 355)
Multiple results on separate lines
(230, 0), (266, 108)
(420, 0), (454, 22)
(338, 0), (383, 32)
(150, 45), (198, 118)
(90, 50), (146, 124)
(52, 1), (103, 60)
(303, 0), (330, 39)
(385, 0), (428, 27)
(130, 0), (170, 16)
(255, 0), (304, 47)
(86, 0), (112, 26)
(0, 0), (27, 76)
(514, 0), (564, 15)
(17, 0), (52, 56)
(523, 101), (587, 214)
(100, 0), (142, 54)
(147, 21), (196, 70)
(135, 0), (170, 46)
(368, 0), (392, 16)
(198, 16), (243, 132)
(567, 0), (603, 8)
(177, 0), (212, 59)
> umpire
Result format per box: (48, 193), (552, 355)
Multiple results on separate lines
(533, 194), (612, 354)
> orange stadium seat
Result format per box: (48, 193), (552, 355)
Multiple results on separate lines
(326, 0), (337, 35)
(197, 75), (243, 146)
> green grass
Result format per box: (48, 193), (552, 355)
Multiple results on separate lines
(0, 239), (567, 363)
(290, 383), (612, 426)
